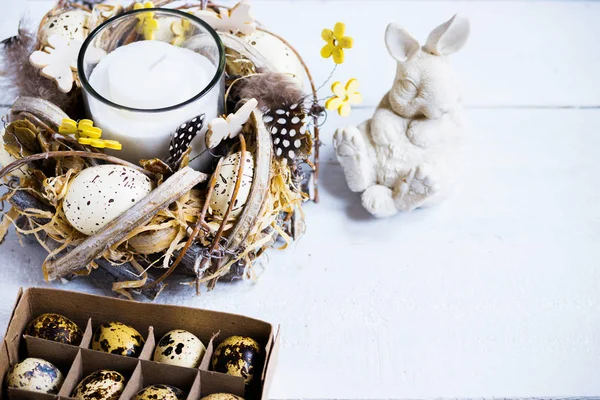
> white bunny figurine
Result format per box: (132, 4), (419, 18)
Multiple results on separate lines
(333, 15), (470, 218)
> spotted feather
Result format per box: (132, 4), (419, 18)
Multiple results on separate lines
(167, 114), (205, 168)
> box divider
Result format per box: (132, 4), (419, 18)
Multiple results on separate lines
(117, 360), (143, 400)
(186, 370), (202, 400)
(138, 326), (155, 360)
(56, 349), (83, 397)
(7, 388), (58, 400)
(199, 331), (219, 371)
(79, 318), (93, 349)
(260, 326), (280, 400)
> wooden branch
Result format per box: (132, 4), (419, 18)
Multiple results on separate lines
(44, 167), (207, 280)
(10, 97), (69, 130)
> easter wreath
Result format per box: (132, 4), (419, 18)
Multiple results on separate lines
(0, 0), (358, 299)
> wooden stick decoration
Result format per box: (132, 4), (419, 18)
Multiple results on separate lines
(44, 166), (207, 280)
(206, 134), (247, 289)
(145, 157), (224, 291)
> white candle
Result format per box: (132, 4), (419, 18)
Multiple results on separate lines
(84, 40), (222, 170)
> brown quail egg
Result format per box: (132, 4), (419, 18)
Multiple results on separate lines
(209, 151), (254, 219)
(201, 394), (244, 400)
(24, 313), (83, 345)
(71, 370), (126, 400)
(153, 329), (206, 368)
(39, 10), (91, 45)
(210, 336), (262, 386)
(91, 322), (145, 357)
(133, 384), (185, 400)
(63, 165), (153, 236)
(5, 358), (64, 394)
(243, 30), (304, 85)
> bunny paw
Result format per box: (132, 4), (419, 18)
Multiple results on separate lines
(394, 165), (440, 211)
(333, 126), (375, 192)
(333, 126), (365, 157)
(361, 185), (397, 218)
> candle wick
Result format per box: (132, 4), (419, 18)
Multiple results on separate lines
(149, 54), (167, 71)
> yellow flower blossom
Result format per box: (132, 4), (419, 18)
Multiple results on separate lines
(171, 18), (192, 46)
(134, 1), (159, 40)
(321, 22), (353, 64)
(325, 78), (362, 117)
(59, 118), (122, 150)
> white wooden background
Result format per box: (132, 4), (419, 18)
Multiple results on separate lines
(1, 0), (600, 398)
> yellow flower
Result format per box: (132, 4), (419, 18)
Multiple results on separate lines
(325, 78), (363, 117)
(134, 1), (159, 40)
(171, 18), (192, 46)
(58, 118), (122, 150)
(321, 22), (353, 64)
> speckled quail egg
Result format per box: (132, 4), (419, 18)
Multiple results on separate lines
(201, 394), (244, 400)
(24, 313), (83, 345)
(133, 384), (185, 400)
(39, 10), (91, 45)
(63, 164), (153, 236)
(0, 128), (27, 180)
(243, 30), (304, 85)
(71, 370), (126, 400)
(209, 151), (254, 219)
(153, 329), (206, 368)
(210, 336), (262, 386)
(5, 357), (64, 394)
(91, 322), (145, 358)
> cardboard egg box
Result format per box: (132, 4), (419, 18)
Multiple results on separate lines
(0, 288), (280, 400)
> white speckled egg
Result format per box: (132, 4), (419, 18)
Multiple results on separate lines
(63, 165), (153, 236)
(71, 370), (126, 400)
(209, 151), (254, 219)
(243, 31), (304, 84)
(153, 330), (206, 368)
(0, 128), (27, 180)
(6, 358), (64, 394)
(39, 10), (91, 45)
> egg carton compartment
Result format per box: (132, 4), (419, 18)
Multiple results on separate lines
(2, 289), (93, 367)
(0, 288), (280, 400)
(87, 318), (153, 361)
(118, 359), (201, 400)
(58, 348), (139, 399)
(5, 337), (80, 400)
(198, 370), (245, 399)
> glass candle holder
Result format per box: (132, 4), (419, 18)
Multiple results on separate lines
(78, 8), (225, 171)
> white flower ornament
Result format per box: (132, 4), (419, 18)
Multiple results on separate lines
(206, 98), (258, 149)
(195, 0), (256, 35)
(29, 34), (106, 93)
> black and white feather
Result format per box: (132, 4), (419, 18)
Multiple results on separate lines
(263, 102), (313, 163)
(167, 114), (205, 168)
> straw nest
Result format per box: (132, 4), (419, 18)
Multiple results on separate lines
(0, 0), (318, 299)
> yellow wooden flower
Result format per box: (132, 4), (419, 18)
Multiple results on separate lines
(171, 18), (192, 46)
(321, 22), (353, 64)
(134, 1), (159, 40)
(58, 118), (122, 150)
(325, 78), (363, 117)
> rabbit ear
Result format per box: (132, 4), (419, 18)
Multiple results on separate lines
(424, 14), (470, 56)
(385, 23), (420, 63)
